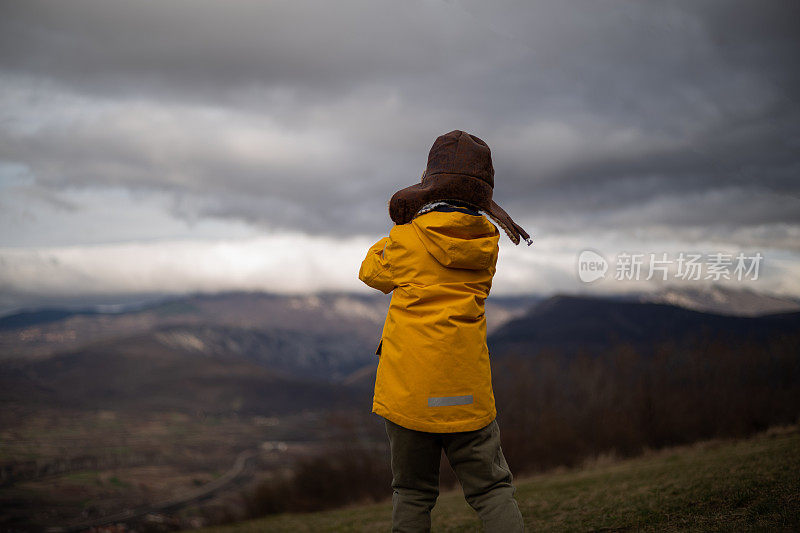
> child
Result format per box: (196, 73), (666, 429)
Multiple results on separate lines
(359, 130), (530, 532)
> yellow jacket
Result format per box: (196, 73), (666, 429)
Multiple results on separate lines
(358, 205), (500, 432)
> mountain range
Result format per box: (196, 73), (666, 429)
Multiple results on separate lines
(0, 291), (538, 417)
(488, 293), (800, 358)
(0, 287), (797, 418)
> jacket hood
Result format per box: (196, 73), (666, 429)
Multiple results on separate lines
(411, 210), (499, 270)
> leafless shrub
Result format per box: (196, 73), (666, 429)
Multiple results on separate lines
(494, 331), (800, 473)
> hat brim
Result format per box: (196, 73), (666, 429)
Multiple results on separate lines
(388, 173), (531, 246)
(389, 173), (493, 226)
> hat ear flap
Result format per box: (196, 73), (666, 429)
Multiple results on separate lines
(486, 200), (532, 246)
(388, 194), (409, 225)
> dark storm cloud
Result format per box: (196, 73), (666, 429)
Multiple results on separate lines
(1, 0), (799, 240)
(0, 0), (496, 101)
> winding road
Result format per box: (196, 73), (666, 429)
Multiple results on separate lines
(50, 449), (258, 533)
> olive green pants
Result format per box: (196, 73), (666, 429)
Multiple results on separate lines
(384, 418), (524, 532)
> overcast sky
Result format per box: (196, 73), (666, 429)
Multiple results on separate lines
(1, 0), (799, 311)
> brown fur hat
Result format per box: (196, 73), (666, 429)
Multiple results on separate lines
(389, 130), (532, 245)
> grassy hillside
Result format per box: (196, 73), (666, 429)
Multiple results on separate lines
(200, 424), (800, 532)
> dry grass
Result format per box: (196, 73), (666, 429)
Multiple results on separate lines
(200, 424), (800, 532)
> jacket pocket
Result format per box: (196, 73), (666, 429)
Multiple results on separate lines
(375, 339), (383, 356)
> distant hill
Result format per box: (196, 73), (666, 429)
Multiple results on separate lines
(489, 294), (800, 357)
(0, 331), (360, 416)
(151, 324), (376, 380)
(637, 285), (800, 317)
(0, 291), (540, 415)
(0, 292), (388, 361)
(4, 289), (798, 417)
(0, 291), (539, 363)
(0, 308), (104, 331)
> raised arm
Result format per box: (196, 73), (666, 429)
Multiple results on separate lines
(358, 235), (396, 294)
